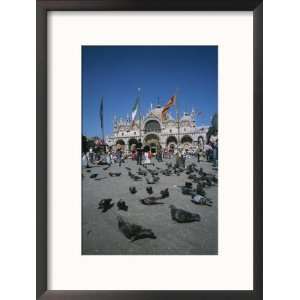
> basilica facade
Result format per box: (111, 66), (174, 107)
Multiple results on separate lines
(106, 104), (209, 154)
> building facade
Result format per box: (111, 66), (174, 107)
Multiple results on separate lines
(106, 104), (209, 153)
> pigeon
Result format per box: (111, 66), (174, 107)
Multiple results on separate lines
(196, 183), (206, 196)
(137, 168), (147, 176)
(198, 168), (206, 176)
(205, 174), (218, 183)
(90, 174), (98, 179)
(98, 199), (114, 212)
(148, 169), (159, 176)
(161, 169), (172, 176)
(153, 175), (160, 183)
(128, 171), (142, 181)
(160, 188), (169, 199)
(103, 166), (110, 171)
(133, 174), (142, 181)
(181, 186), (196, 196)
(117, 216), (156, 242)
(185, 182), (193, 188)
(129, 186), (137, 194)
(169, 205), (201, 223)
(140, 196), (164, 205)
(145, 176), (155, 184)
(191, 195), (213, 206)
(117, 199), (128, 211)
(193, 177), (207, 186)
(125, 167), (131, 171)
(109, 172), (121, 177)
(86, 169), (91, 173)
(205, 179), (212, 186)
(146, 186), (153, 194)
(94, 177), (107, 181)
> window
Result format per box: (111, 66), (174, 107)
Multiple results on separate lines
(144, 120), (161, 132)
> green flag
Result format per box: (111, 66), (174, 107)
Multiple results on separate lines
(131, 97), (139, 126)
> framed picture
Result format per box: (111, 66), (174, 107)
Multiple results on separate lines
(37, 0), (262, 299)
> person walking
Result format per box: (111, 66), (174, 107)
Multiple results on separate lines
(156, 142), (163, 162)
(136, 139), (143, 165)
(212, 139), (218, 168)
(116, 147), (122, 167)
(197, 145), (202, 162)
(106, 149), (112, 166)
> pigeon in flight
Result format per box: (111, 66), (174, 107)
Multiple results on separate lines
(117, 199), (128, 211)
(98, 199), (114, 212)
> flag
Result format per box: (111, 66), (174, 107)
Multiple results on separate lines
(161, 95), (176, 120)
(131, 97), (139, 126)
(99, 97), (104, 129)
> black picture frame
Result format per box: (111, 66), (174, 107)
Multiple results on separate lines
(37, 0), (263, 299)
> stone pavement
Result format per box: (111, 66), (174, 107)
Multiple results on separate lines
(82, 157), (218, 255)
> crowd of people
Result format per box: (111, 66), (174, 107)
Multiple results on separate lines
(82, 136), (218, 168)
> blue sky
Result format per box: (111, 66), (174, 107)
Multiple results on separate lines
(82, 46), (218, 137)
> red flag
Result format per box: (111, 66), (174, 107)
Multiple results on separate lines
(161, 95), (176, 120)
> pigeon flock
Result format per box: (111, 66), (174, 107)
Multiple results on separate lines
(84, 159), (217, 244)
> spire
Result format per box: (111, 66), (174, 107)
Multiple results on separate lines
(156, 96), (161, 108)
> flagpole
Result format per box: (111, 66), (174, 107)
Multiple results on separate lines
(100, 96), (104, 144)
(138, 88), (142, 140)
(175, 88), (180, 152)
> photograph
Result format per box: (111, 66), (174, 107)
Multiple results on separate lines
(81, 46), (218, 255)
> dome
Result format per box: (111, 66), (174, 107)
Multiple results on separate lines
(148, 106), (163, 119)
(180, 112), (192, 122)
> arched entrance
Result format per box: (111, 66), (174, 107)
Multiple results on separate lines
(181, 135), (193, 150)
(166, 135), (178, 152)
(144, 134), (160, 153)
(128, 138), (138, 151)
(115, 139), (125, 150)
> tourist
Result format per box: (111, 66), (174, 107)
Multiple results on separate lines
(196, 146), (202, 162)
(136, 139), (143, 165)
(175, 151), (185, 169)
(116, 147), (123, 167)
(88, 147), (94, 163)
(156, 143), (163, 162)
(212, 139), (218, 168)
(204, 143), (213, 162)
(144, 150), (151, 164)
(106, 149), (112, 166)
(82, 153), (89, 168)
